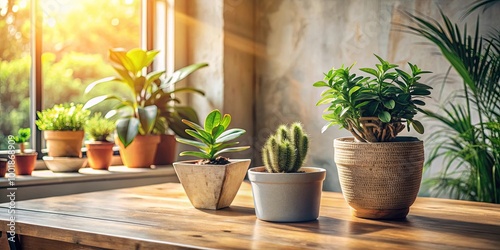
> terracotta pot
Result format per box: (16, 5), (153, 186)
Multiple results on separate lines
(14, 153), (38, 175)
(334, 137), (424, 219)
(173, 159), (251, 210)
(86, 141), (114, 170)
(154, 134), (177, 165)
(44, 130), (85, 157)
(0, 158), (7, 177)
(248, 167), (326, 222)
(116, 135), (160, 168)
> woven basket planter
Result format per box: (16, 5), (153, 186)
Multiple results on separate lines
(334, 137), (424, 219)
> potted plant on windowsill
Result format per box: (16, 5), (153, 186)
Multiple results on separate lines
(12, 128), (38, 175)
(36, 103), (90, 172)
(84, 48), (208, 168)
(313, 55), (432, 219)
(85, 113), (116, 170)
(151, 63), (208, 166)
(173, 109), (250, 210)
(248, 123), (326, 222)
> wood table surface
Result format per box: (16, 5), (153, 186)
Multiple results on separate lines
(0, 182), (499, 250)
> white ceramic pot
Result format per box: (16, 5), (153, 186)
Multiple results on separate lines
(248, 166), (326, 222)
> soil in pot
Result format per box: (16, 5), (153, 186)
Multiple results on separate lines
(173, 159), (251, 210)
(334, 136), (424, 219)
(14, 153), (38, 175)
(248, 166), (326, 222)
(86, 141), (114, 170)
(116, 135), (160, 168)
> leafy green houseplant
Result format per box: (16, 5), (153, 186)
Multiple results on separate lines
(314, 55), (431, 219)
(407, 4), (500, 203)
(84, 48), (207, 168)
(314, 54), (432, 142)
(84, 113), (116, 170)
(36, 103), (90, 157)
(12, 128), (38, 175)
(248, 123), (326, 222)
(173, 109), (251, 210)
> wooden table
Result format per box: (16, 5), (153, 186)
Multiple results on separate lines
(0, 182), (499, 249)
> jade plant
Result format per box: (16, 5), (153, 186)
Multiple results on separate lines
(12, 128), (31, 154)
(84, 48), (208, 147)
(85, 113), (115, 142)
(176, 109), (249, 165)
(262, 123), (309, 173)
(314, 54), (432, 142)
(36, 103), (90, 131)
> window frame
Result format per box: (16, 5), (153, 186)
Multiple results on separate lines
(0, 0), (163, 159)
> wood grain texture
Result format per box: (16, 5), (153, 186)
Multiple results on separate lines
(0, 182), (499, 249)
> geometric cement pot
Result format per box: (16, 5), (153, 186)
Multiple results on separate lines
(334, 136), (424, 220)
(173, 159), (251, 210)
(43, 156), (87, 172)
(248, 166), (326, 222)
(44, 130), (85, 157)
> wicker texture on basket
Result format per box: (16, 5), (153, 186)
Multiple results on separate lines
(334, 137), (424, 210)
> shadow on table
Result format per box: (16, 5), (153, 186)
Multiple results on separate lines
(197, 205), (255, 217)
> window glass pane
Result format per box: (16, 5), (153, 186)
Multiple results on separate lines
(0, 0), (31, 150)
(41, 0), (140, 115)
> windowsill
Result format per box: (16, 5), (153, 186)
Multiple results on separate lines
(0, 165), (179, 202)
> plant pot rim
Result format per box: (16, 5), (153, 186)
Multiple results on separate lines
(334, 136), (422, 144)
(173, 159), (251, 167)
(85, 140), (114, 144)
(248, 166), (326, 174)
(248, 166), (326, 183)
(15, 152), (38, 156)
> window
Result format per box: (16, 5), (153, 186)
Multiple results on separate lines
(0, 0), (165, 156)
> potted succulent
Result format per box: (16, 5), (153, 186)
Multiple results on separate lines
(12, 128), (38, 175)
(248, 123), (326, 222)
(85, 113), (116, 170)
(36, 103), (90, 172)
(313, 54), (432, 219)
(84, 48), (207, 168)
(173, 109), (250, 210)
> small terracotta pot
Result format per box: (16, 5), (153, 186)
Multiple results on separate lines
(154, 134), (177, 165)
(14, 153), (38, 175)
(173, 159), (251, 210)
(86, 141), (114, 170)
(116, 134), (160, 168)
(0, 158), (8, 177)
(44, 130), (85, 157)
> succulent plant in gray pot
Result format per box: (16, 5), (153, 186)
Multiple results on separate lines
(248, 122), (326, 222)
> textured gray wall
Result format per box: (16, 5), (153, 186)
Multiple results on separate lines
(254, 0), (500, 191)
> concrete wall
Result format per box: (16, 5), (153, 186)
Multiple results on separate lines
(183, 0), (499, 192)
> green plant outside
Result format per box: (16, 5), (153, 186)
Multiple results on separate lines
(407, 5), (500, 203)
(36, 103), (90, 131)
(176, 109), (249, 161)
(85, 113), (116, 142)
(262, 123), (309, 173)
(314, 55), (432, 142)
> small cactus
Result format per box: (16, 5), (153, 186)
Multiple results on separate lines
(262, 122), (309, 173)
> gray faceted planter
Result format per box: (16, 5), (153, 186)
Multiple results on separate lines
(173, 159), (251, 210)
(248, 166), (326, 222)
